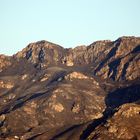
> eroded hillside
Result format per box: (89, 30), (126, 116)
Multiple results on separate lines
(0, 36), (140, 140)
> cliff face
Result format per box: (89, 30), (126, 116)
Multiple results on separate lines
(87, 103), (140, 140)
(94, 37), (140, 81)
(0, 36), (140, 140)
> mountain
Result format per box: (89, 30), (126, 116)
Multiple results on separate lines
(0, 36), (140, 140)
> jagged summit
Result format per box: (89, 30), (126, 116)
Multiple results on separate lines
(12, 36), (140, 81)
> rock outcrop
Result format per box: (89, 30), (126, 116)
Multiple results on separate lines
(15, 36), (140, 81)
(86, 103), (140, 140)
(0, 55), (12, 72)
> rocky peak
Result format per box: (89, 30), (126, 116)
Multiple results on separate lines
(5, 36), (140, 81)
(15, 40), (65, 68)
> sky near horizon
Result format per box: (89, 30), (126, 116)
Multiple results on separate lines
(0, 0), (140, 55)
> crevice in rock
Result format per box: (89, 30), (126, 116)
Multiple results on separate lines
(121, 56), (136, 80)
(26, 48), (32, 60)
(131, 45), (140, 53)
(0, 89), (51, 115)
(108, 58), (121, 80)
(94, 46), (118, 74)
(38, 48), (45, 63)
(50, 124), (82, 140)
(105, 84), (140, 109)
(80, 116), (108, 140)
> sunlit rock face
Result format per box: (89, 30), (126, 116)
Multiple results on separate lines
(0, 80), (14, 89)
(15, 36), (140, 81)
(0, 36), (140, 140)
(94, 36), (140, 81)
(0, 55), (12, 72)
(88, 103), (140, 140)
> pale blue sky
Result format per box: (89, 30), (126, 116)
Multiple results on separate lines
(0, 0), (140, 55)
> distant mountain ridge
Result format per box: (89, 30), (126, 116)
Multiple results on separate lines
(1, 36), (140, 81)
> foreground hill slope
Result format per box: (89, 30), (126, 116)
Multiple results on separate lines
(0, 36), (140, 140)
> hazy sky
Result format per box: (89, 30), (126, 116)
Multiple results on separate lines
(0, 0), (140, 55)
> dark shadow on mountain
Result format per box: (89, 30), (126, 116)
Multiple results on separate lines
(94, 46), (118, 74)
(38, 48), (45, 63)
(108, 58), (121, 80)
(131, 45), (140, 53)
(105, 84), (140, 110)
(0, 91), (49, 115)
(51, 124), (82, 140)
(121, 57), (135, 80)
(80, 83), (140, 140)
(26, 48), (32, 59)
(80, 117), (107, 140)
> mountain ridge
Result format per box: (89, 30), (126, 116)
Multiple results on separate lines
(2, 36), (140, 81)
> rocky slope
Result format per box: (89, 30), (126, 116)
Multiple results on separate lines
(14, 36), (140, 81)
(0, 36), (140, 140)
